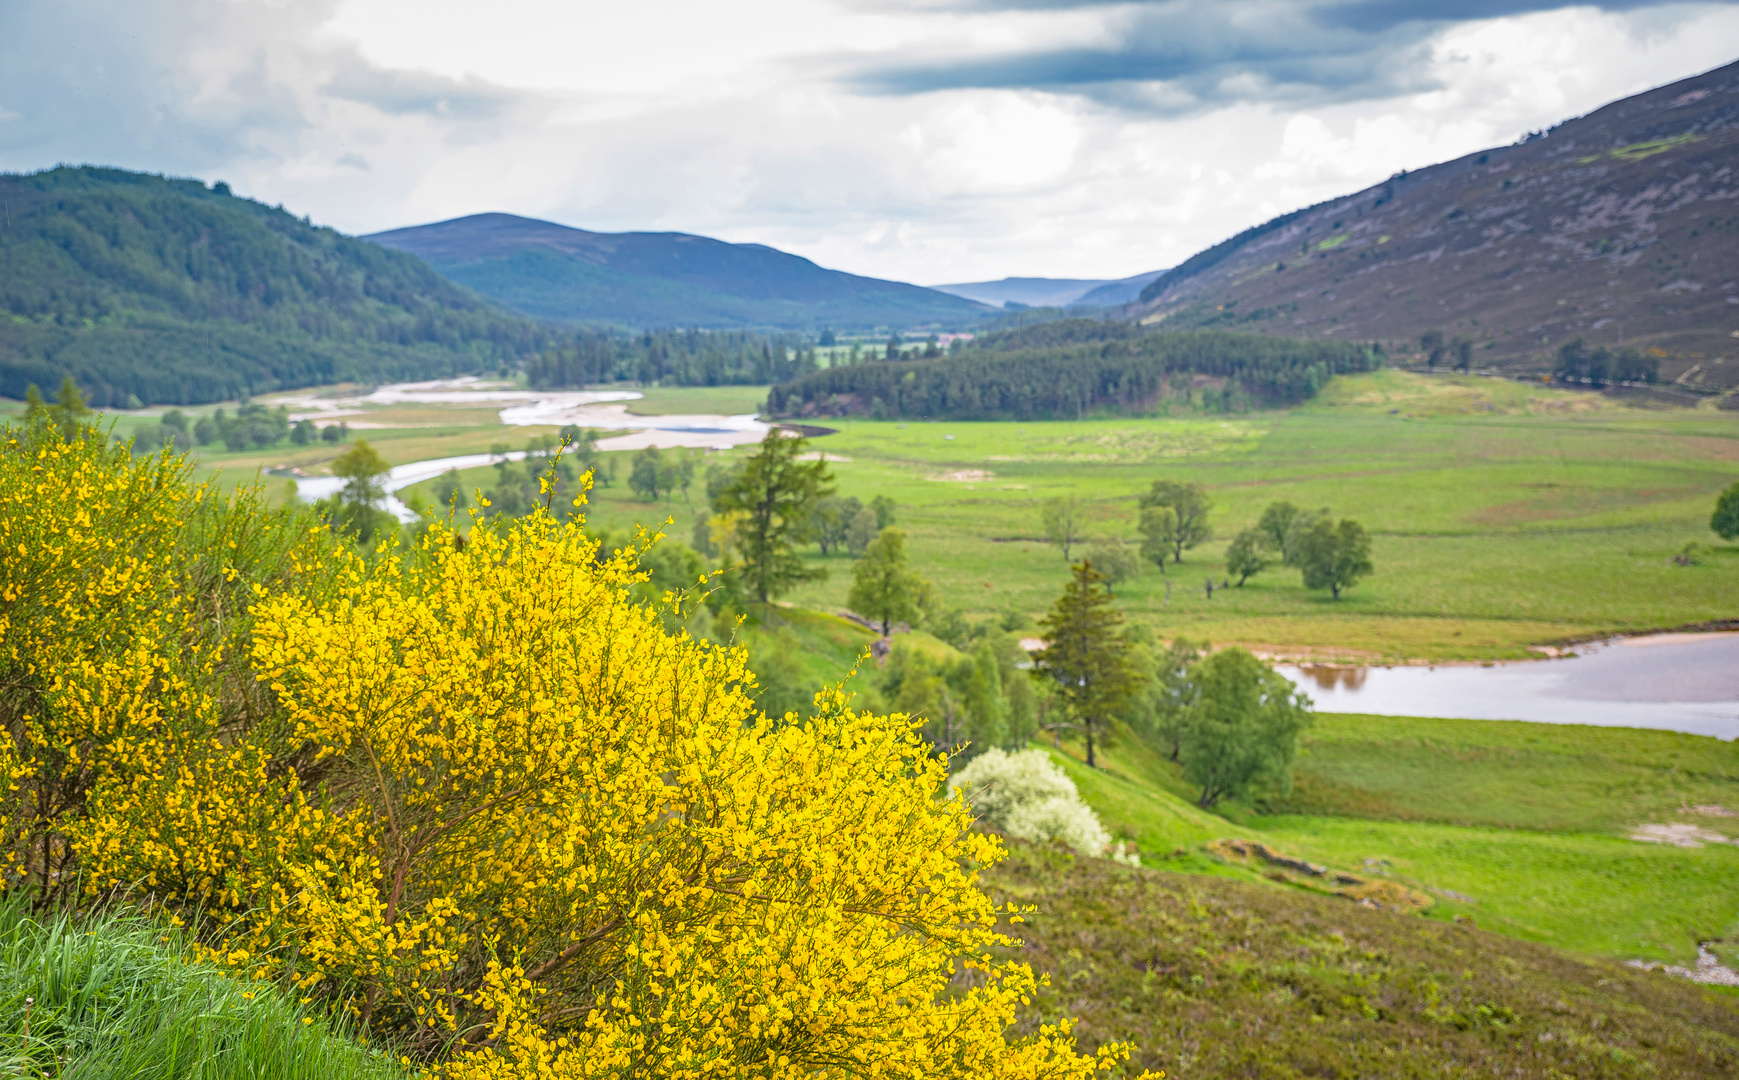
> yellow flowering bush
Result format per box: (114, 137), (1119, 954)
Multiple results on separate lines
(0, 418), (1146, 1078)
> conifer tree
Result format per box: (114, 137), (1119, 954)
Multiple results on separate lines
(712, 429), (835, 603)
(1031, 560), (1137, 768)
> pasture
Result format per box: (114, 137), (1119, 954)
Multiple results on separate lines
(485, 370), (1736, 661)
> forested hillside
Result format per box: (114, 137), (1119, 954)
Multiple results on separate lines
(0, 168), (563, 406)
(366, 213), (992, 331)
(767, 321), (1381, 419)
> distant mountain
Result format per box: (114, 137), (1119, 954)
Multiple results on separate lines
(933, 270), (1167, 309)
(1130, 59), (1739, 391)
(0, 167), (561, 406)
(365, 213), (991, 332)
(932, 277), (1110, 308)
(1072, 269), (1168, 307)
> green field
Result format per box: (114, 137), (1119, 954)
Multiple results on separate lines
(1038, 710), (1739, 971)
(58, 369), (1738, 662)
(452, 370), (1738, 661)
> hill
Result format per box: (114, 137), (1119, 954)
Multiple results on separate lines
(364, 213), (992, 331)
(1131, 59), (1739, 391)
(0, 167), (562, 407)
(934, 270), (1168, 309)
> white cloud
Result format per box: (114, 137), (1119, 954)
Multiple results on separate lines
(1, 0), (1736, 286)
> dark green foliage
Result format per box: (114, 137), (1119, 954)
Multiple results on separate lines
(1555, 338), (1660, 386)
(874, 637), (1016, 764)
(766, 325), (1381, 419)
(710, 430), (836, 603)
(214, 401), (291, 451)
(1124, 633), (1205, 762)
(846, 527), (929, 635)
(870, 494), (897, 529)
(1712, 479), (1739, 540)
(1256, 499), (1299, 553)
(1031, 561), (1138, 769)
(525, 328), (816, 389)
(988, 845), (1739, 1080)
(0, 167), (562, 406)
(1176, 646), (1312, 808)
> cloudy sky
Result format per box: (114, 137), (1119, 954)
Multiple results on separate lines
(2, 1), (1737, 284)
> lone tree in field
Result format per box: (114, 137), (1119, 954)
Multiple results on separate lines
(1295, 517), (1373, 599)
(1137, 505), (1177, 573)
(1713, 480), (1739, 541)
(1030, 560), (1137, 769)
(712, 429), (836, 603)
(848, 527), (928, 635)
(1178, 647), (1312, 808)
(1224, 528), (1270, 586)
(1139, 480), (1212, 563)
(1041, 496), (1084, 561)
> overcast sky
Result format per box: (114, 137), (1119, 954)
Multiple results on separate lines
(2, 1), (1737, 284)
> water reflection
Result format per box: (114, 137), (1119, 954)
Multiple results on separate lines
(1297, 666), (1368, 692)
(1277, 633), (1739, 739)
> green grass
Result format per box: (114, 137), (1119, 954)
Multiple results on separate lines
(136, 368), (1739, 662)
(988, 844), (1739, 1079)
(623, 384), (769, 416)
(1283, 712), (1739, 833)
(1040, 710), (1739, 970)
(0, 902), (407, 1078)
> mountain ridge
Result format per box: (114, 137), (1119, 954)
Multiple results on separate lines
(365, 213), (992, 331)
(1128, 59), (1739, 390)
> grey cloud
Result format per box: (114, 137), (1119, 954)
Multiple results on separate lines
(851, 0), (1723, 112)
(321, 64), (517, 121)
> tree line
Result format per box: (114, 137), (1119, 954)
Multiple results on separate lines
(523, 328), (821, 389)
(765, 325), (1383, 419)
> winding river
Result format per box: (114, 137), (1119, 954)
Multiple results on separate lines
(287, 378), (771, 521)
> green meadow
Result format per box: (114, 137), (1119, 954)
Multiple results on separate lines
(390, 369), (1739, 662)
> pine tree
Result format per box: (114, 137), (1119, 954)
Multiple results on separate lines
(1030, 560), (1138, 768)
(712, 430), (835, 603)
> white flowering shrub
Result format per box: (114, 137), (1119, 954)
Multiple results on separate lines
(950, 749), (1137, 865)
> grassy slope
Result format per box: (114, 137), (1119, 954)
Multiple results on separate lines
(988, 844), (1739, 1080)
(1043, 711), (1739, 970)
(0, 904), (406, 1078)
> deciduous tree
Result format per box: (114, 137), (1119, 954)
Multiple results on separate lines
(1295, 517), (1374, 598)
(848, 527), (928, 635)
(1139, 480), (1212, 563)
(1712, 480), (1739, 541)
(1224, 528), (1270, 586)
(1136, 505), (1177, 573)
(1178, 647), (1311, 807)
(1041, 495), (1084, 561)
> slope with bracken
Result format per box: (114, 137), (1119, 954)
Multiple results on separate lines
(1131, 59), (1739, 391)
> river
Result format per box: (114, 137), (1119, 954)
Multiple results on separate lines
(1278, 632), (1739, 738)
(287, 378), (772, 521)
